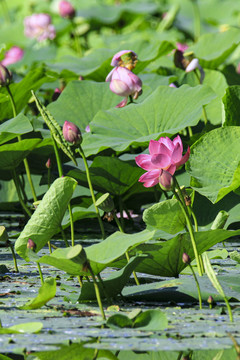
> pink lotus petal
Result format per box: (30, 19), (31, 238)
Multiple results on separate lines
(176, 42), (189, 52)
(171, 142), (183, 164)
(138, 169), (161, 187)
(142, 178), (160, 188)
(158, 136), (174, 151)
(105, 68), (115, 82)
(175, 146), (190, 169)
(110, 79), (130, 97)
(151, 153), (171, 169)
(135, 154), (157, 171)
(149, 140), (161, 155)
(138, 169), (161, 182)
(185, 58), (199, 73)
(111, 50), (136, 67)
(166, 164), (176, 175)
(116, 97), (128, 108)
(172, 135), (183, 153)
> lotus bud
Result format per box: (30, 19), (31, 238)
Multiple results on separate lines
(59, 0), (75, 19)
(0, 226), (8, 243)
(182, 252), (190, 264)
(27, 239), (36, 251)
(159, 170), (174, 191)
(0, 64), (12, 87)
(185, 58), (199, 73)
(95, 193), (115, 212)
(106, 66), (142, 108)
(1, 46), (24, 67)
(207, 295), (214, 304)
(207, 295), (214, 309)
(174, 50), (186, 70)
(45, 158), (51, 169)
(52, 88), (62, 102)
(169, 83), (177, 88)
(111, 50), (138, 70)
(62, 121), (82, 145)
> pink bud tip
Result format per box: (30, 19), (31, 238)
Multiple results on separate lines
(0, 64), (12, 87)
(45, 158), (51, 169)
(59, 0), (75, 19)
(63, 121), (82, 145)
(27, 239), (36, 251)
(182, 253), (190, 264)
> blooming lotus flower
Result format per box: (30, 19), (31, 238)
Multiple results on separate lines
(106, 66), (142, 108)
(59, 0), (75, 19)
(24, 14), (56, 42)
(1, 46), (24, 66)
(135, 135), (190, 188)
(111, 50), (138, 70)
(63, 121), (82, 145)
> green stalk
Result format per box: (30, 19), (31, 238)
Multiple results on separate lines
(47, 167), (51, 189)
(6, 85), (38, 203)
(173, 180), (203, 276)
(52, 136), (63, 177)
(37, 263), (44, 285)
(1, 0), (11, 23)
(194, 70), (208, 124)
(69, 203), (75, 247)
(186, 193), (204, 273)
(12, 170), (32, 218)
(97, 273), (112, 306)
(188, 126), (193, 138)
(51, 136), (70, 247)
(71, 19), (82, 57)
(118, 196), (125, 231)
(77, 276), (83, 288)
(189, 263), (202, 309)
(8, 242), (19, 272)
(192, 0), (201, 41)
(48, 241), (52, 254)
(113, 213), (140, 286)
(88, 265), (106, 321)
(79, 145), (105, 239)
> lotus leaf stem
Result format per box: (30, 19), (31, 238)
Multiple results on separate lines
(79, 145), (105, 239)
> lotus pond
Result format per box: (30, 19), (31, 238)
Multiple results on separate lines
(1, 0), (240, 359)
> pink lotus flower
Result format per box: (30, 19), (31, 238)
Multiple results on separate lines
(176, 42), (189, 52)
(1, 46), (24, 66)
(135, 135), (190, 188)
(59, 1), (75, 19)
(63, 121), (82, 145)
(24, 14), (56, 42)
(106, 66), (142, 108)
